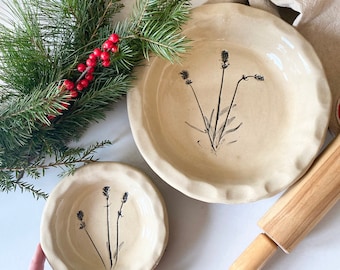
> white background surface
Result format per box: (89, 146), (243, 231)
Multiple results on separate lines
(1, 98), (339, 270)
(0, 1), (339, 269)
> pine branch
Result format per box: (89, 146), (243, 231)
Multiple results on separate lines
(0, 83), (71, 150)
(0, 140), (111, 199)
(3, 141), (111, 175)
(0, 0), (192, 198)
(0, 176), (49, 200)
(128, 0), (191, 62)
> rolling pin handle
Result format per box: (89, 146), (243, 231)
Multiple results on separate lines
(229, 233), (278, 270)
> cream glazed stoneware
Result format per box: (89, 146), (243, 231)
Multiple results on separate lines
(40, 162), (168, 270)
(127, 3), (332, 203)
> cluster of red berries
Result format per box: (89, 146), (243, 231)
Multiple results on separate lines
(63, 33), (120, 96)
(48, 33), (120, 121)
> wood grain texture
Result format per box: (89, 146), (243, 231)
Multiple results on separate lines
(258, 135), (340, 253)
(229, 233), (278, 270)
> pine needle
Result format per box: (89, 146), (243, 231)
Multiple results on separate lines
(0, 0), (191, 199)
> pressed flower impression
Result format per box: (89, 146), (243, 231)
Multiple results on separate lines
(77, 188), (129, 270)
(179, 50), (264, 152)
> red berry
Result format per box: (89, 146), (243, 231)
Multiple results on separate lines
(87, 66), (95, 74)
(64, 79), (75, 90)
(102, 40), (114, 51)
(100, 51), (110, 61)
(85, 73), (94, 81)
(48, 115), (56, 121)
(77, 63), (87, 72)
(86, 58), (96, 67)
(80, 79), (89, 88)
(93, 48), (102, 57)
(76, 83), (84, 91)
(109, 33), (120, 43)
(69, 90), (78, 98)
(111, 44), (119, 53)
(88, 53), (97, 60)
(102, 60), (110, 67)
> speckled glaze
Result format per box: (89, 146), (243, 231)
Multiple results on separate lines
(41, 162), (168, 270)
(127, 3), (331, 203)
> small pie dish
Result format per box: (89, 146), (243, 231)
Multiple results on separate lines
(40, 162), (168, 270)
(127, 3), (332, 203)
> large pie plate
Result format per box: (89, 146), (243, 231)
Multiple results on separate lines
(127, 3), (331, 203)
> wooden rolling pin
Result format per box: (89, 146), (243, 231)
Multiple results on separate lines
(230, 134), (340, 270)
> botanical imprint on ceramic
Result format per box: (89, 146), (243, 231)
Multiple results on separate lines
(77, 187), (129, 269)
(180, 50), (264, 152)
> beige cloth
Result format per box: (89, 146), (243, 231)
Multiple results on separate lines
(203, 0), (340, 135)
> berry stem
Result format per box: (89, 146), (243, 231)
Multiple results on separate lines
(76, 66), (92, 84)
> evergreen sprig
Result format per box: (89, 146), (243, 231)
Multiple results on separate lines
(0, 0), (191, 199)
(129, 0), (191, 61)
